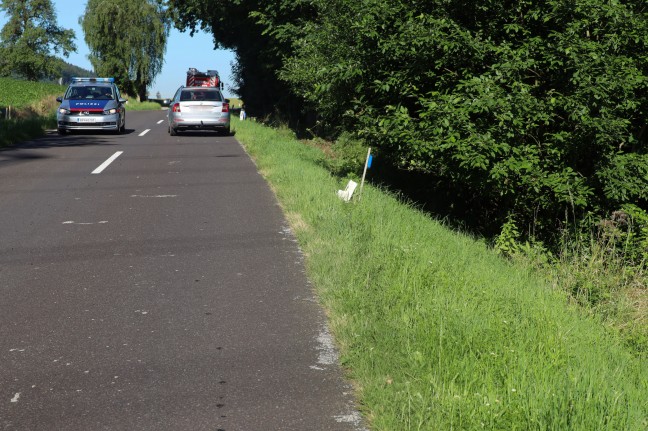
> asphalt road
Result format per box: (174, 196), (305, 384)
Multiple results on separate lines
(0, 111), (365, 431)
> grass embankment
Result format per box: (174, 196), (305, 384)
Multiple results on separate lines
(232, 118), (648, 430)
(0, 77), (65, 108)
(0, 77), (64, 147)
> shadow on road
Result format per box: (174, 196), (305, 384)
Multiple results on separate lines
(0, 130), (117, 165)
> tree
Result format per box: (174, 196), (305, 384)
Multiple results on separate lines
(167, 0), (314, 126)
(0, 0), (76, 80)
(81, 0), (170, 101)
(167, 0), (648, 254)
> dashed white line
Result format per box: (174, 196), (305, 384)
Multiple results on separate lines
(11, 393), (20, 403)
(139, 129), (151, 136)
(130, 194), (177, 198)
(62, 221), (108, 225)
(92, 151), (123, 174)
(156, 120), (164, 124)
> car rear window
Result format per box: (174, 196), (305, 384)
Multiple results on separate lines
(180, 90), (222, 102)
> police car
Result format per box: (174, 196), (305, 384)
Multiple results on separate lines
(56, 77), (127, 134)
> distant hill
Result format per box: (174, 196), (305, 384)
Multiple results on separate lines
(50, 61), (95, 85)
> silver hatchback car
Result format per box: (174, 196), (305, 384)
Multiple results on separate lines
(167, 87), (230, 136)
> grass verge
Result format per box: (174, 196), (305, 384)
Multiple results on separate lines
(0, 93), (59, 148)
(232, 118), (648, 430)
(0, 115), (56, 148)
(124, 99), (166, 111)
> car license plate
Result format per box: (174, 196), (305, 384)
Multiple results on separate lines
(77, 117), (96, 123)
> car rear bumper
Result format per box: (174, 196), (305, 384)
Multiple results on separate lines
(170, 117), (230, 130)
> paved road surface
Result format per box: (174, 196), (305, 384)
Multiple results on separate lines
(0, 111), (365, 430)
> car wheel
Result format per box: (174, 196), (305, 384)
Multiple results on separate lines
(57, 129), (67, 135)
(169, 126), (177, 136)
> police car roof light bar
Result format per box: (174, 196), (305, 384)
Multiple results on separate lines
(71, 77), (115, 83)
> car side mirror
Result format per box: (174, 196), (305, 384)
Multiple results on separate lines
(225, 99), (230, 104)
(119, 98), (128, 104)
(56, 96), (63, 102)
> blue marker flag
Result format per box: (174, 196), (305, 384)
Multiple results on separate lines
(367, 154), (373, 169)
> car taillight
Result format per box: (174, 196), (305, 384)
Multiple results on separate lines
(222, 103), (229, 113)
(172, 103), (181, 112)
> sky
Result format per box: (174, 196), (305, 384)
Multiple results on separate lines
(0, 0), (237, 98)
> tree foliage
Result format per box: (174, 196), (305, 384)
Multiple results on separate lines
(0, 0), (75, 81)
(167, 0), (648, 250)
(284, 0), (646, 236)
(167, 0), (314, 125)
(80, 0), (170, 101)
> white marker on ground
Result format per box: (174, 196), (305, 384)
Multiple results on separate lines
(92, 151), (123, 174)
(139, 129), (150, 136)
(156, 120), (163, 124)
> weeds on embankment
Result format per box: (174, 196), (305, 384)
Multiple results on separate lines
(232, 118), (648, 430)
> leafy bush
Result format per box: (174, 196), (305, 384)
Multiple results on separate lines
(616, 204), (648, 263)
(280, 0), (648, 248)
(324, 132), (369, 178)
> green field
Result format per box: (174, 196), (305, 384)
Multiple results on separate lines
(232, 118), (648, 430)
(0, 77), (65, 108)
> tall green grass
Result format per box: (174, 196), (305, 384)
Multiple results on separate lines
(0, 115), (56, 148)
(232, 118), (648, 430)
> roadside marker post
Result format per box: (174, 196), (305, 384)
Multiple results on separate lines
(358, 147), (372, 201)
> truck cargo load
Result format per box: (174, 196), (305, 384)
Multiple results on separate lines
(186, 68), (221, 88)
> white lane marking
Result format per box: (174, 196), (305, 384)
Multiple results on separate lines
(11, 393), (20, 403)
(139, 129), (150, 136)
(130, 195), (177, 198)
(92, 151), (123, 174)
(62, 221), (108, 225)
(156, 120), (163, 124)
